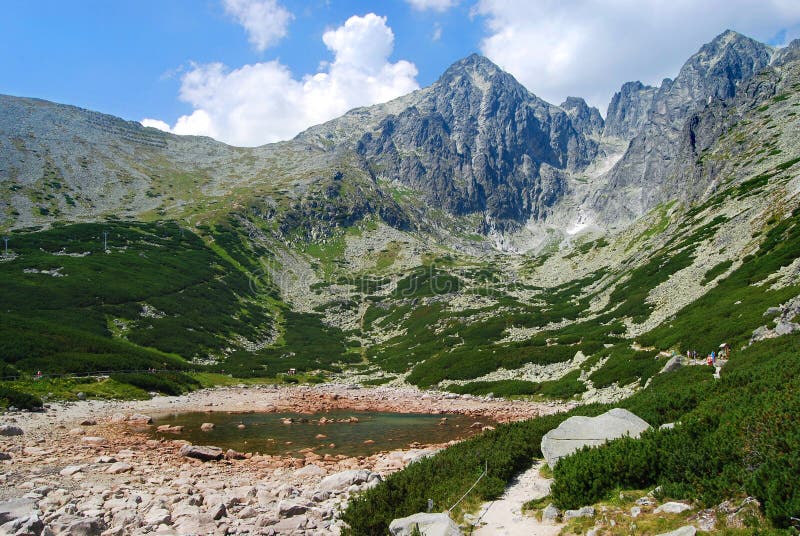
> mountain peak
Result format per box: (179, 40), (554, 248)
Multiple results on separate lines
(438, 54), (516, 84)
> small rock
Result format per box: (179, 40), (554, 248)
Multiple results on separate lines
(80, 419), (97, 426)
(564, 506), (595, 520)
(200, 423), (215, 432)
(207, 503), (227, 521)
(225, 449), (246, 460)
(106, 462), (132, 474)
(96, 456), (117, 464)
(59, 465), (85, 477)
(76, 392), (87, 400)
(631, 506), (641, 518)
(128, 414), (152, 424)
(81, 436), (107, 446)
(156, 425), (183, 433)
(542, 503), (560, 523)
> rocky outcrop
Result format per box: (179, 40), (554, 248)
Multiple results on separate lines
(603, 81), (658, 140)
(561, 97), (604, 139)
(540, 408), (650, 467)
(594, 30), (774, 223)
(355, 54), (597, 230)
(389, 512), (463, 536)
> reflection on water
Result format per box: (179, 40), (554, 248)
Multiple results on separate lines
(152, 410), (486, 457)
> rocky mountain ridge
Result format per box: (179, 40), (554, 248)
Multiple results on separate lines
(0, 30), (796, 250)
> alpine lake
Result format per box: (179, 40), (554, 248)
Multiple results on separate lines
(151, 410), (488, 457)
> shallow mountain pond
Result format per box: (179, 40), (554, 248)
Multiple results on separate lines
(151, 410), (487, 457)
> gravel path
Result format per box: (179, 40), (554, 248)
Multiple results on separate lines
(472, 461), (562, 536)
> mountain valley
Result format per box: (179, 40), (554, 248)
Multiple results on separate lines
(1, 29), (800, 535)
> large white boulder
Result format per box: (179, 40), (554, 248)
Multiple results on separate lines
(389, 512), (462, 536)
(318, 469), (378, 492)
(541, 408), (650, 467)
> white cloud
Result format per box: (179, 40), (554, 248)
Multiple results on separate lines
(432, 23), (443, 41)
(406, 0), (458, 12)
(476, 0), (800, 113)
(140, 118), (173, 132)
(223, 0), (293, 51)
(143, 14), (419, 146)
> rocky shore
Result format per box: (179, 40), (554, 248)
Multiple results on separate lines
(0, 385), (567, 535)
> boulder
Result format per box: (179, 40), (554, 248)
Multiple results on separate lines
(277, 500), (308, 517)
(179, 445), (223, 461)
(542, 503), (560, 523)
(0, 498), (37, 524)
(294, 464), (327, 478)
(318, 469), (377, 492)
(127, 414), (152, 425)
(389, 512), (462, 536)
(660, 356), (683, 374)
(655, 502), (693, 514)
(0, 425), (23, 436)
(564, 506), (595, 520)
(656, 527), (696, 536)
(0, 513), (44, 536)
(540, 408), (650, 467)
(66, 517), (106, 536)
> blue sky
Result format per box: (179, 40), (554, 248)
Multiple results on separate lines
(2, 1), (799, 146)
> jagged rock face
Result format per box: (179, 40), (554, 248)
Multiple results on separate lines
(561, 96), (604, 139)
(593, 30), (774, 223)
(674, 53), (797, 202)
(603, 81), (658, 140)
(356, 55), (597, 229)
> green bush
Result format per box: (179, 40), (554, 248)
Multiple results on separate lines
(551, 334), (800, 528)
(0, 385), (43, 410)
(341, 405), (608, 535)
(109, 372), (200, 396)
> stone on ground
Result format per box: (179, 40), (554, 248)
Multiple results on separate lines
(179, 444), (223, 461)
(656, 526), (697, 536)
(655, 502), (693, 514)
(540, 408), (650, 467)
(389, 512), (462, 536)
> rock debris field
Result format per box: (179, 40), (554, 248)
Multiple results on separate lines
(0, 385), (566, 535)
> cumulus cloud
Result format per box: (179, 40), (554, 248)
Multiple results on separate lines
(476, 0), (800, 113)
(406, 0), (458, 12)
(140, 118), (173, 132)
(143, 14), (419, 146)
(223, 0), (293, 51)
